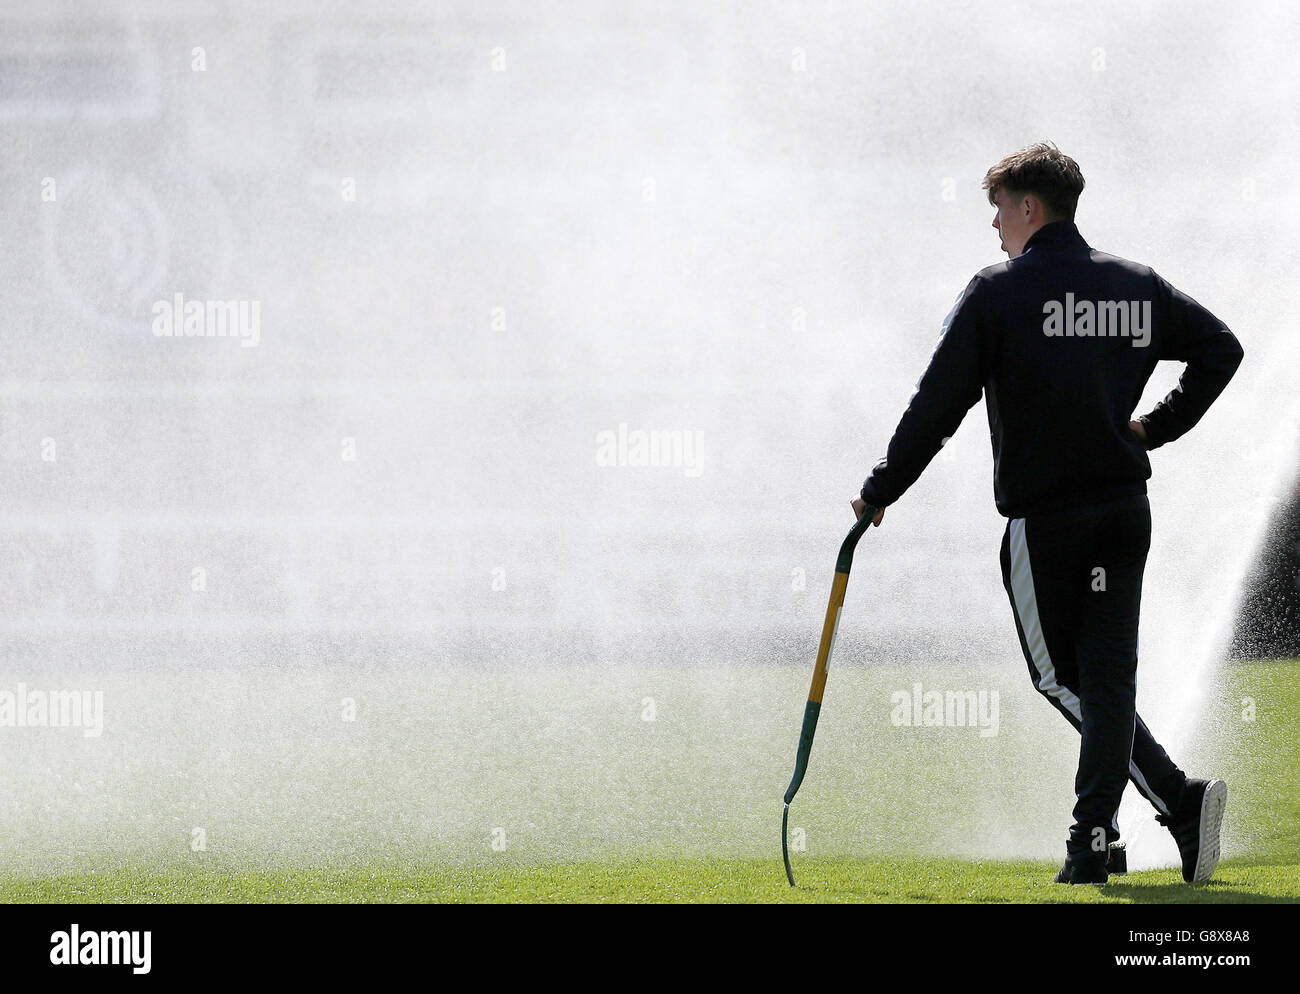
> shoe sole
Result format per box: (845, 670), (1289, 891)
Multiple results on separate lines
(1055, 863), (1108, 885)
(1191, 779), (1228, 884)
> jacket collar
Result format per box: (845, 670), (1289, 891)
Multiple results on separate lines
(1021, 219), (1090, 254)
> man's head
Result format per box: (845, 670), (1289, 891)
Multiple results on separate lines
(982, 141), (1085, 258)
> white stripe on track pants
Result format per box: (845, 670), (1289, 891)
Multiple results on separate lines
(999, 493), (1187, 854)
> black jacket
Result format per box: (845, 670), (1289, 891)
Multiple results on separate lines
(859, 220), (1244, 519)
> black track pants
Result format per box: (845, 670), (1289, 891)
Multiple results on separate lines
(999, 493), (1187, 855)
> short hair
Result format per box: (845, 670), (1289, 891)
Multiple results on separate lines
(982, 141), (1085, 221)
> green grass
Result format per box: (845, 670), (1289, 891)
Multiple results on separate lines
(2, 659), (1297, 903)
(3, 857), (1297, 904)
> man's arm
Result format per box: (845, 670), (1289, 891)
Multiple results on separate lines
(1136, 274), (1244, 450)
(858, 276), (988, 511)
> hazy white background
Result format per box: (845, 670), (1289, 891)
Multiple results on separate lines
(0, 0), (1295, 875)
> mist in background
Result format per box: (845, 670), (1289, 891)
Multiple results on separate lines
(0, 0), (1296, 875)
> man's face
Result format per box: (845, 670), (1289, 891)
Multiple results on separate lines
(991, 188), (1034, 258)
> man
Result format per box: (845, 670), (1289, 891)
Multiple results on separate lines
(849, 141), (1243, 885)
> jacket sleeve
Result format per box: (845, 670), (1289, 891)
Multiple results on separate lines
(1137, 273), (1244, 450)
(860, 275), (988, 509)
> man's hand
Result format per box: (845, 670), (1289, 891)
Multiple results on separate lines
(850, 497), (886, 526)
(1128, 420), (1149, 449)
